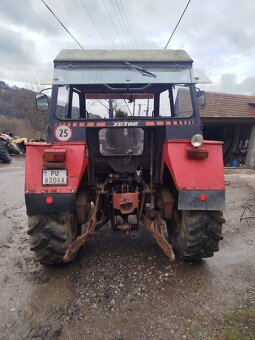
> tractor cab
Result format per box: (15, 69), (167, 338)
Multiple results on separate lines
(37, 50), (205, 180)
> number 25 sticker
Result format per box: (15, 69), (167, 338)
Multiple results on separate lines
(54, 125), (72, 141)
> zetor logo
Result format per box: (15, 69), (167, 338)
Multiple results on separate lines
(113, 121), (139, 127)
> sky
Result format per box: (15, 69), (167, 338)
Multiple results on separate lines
(0, 0), (255, 95)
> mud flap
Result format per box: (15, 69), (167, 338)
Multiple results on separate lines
(178, 190), (225, 210)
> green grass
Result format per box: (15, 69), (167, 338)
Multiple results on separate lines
(220, 302), (255, 339)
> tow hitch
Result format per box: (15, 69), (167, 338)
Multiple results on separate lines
(64, 184), (176, 263)
(142, 212), (175, 262)
(63, 185), (104, 262)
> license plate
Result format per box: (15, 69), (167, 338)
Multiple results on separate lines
(42, 169), (67, 186)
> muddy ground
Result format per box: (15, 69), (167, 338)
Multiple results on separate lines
(0, 157), (254, 340)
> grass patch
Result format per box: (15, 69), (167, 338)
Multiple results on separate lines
(220, 302), (255, 339)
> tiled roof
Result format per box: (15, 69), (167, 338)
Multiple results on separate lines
(200, 91), (255, 118)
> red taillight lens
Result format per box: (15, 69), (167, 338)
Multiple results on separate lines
(43, 149), (66, 169)
(187, 148), (209, 160)
(46, 196), (53, 204)
(200, 194), (207, 202)
(43, 149), (66, 163)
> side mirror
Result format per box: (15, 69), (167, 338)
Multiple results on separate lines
(36, 93), (49, 112)
(197, 90), (206, 109)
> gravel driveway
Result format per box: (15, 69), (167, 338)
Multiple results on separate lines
(0, 159), (254, 339)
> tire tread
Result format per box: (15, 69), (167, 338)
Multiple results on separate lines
(168, 210), (224, 261)
(28, 213), (79, 266)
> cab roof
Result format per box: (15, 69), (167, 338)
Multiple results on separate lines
(54, 49), (193, 63)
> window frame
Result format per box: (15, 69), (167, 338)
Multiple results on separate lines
(53, 83), (198, 120)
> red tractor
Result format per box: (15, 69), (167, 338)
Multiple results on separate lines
(25, 50), (225, 265)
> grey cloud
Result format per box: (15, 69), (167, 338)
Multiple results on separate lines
(217, 74), (239, 93)
(238, 77), (255, 95)
(0, 0), (254, 92)
(220, 74), (255, 96)
(1, 0), (255, 52)
(0, 0), (59, 35)
(158, 0), (255, 70)
(0, 26), (36, 65)
(0, 26), (51, 83)
(202, 74), (255, 96)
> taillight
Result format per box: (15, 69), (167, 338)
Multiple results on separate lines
(43, 149), (66, 168)
(200, 194), (207, 202)
(187, 148), (209, 160)
(46, 196), (54, 204)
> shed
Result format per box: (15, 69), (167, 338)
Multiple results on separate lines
(200, 91), (255, 168)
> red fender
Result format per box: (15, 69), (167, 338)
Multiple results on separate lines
(25, 142), (88, 194)
(162, 140), (225, 191)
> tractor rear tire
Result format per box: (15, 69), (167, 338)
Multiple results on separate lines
(0, 141), (11, 163)
(28, 212), (80, 266)
(167, 210), (224, 261)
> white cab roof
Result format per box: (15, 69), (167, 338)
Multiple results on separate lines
(54, 49), (193, 63)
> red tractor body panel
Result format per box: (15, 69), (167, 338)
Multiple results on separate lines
(25, 142), (88, 194)
(162, 140), (225, 191)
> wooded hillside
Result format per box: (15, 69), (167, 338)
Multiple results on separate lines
(0, 81), (47, 138)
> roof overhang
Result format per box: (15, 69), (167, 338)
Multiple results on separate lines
(201, 116), (255, 125)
